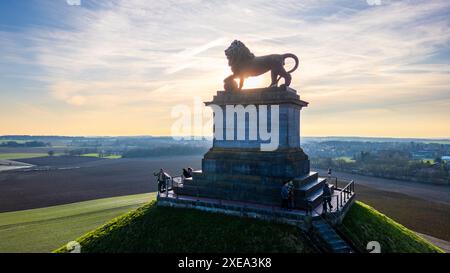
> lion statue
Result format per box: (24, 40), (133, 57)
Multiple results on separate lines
(223, 40), (299, 91)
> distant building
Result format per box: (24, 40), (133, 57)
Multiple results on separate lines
(441, 156), (450, 175)
(411, 151), (435, 160)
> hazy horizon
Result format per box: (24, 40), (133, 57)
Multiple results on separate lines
(1, 134), (449, 140)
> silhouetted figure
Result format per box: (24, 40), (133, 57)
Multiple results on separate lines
(322, 181), (333, 214)
(281, 182), (290, 209)
(154, 168), (170, 193)
(287, 181), (295, 209)
(183, 168), (192, 178)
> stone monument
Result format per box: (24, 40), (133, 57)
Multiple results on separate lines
(175, 40), (326, 210)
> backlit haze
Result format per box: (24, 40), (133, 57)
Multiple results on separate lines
(1, 0), (449, 137)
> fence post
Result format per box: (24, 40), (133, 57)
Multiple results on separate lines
(336, 195), (339, 211)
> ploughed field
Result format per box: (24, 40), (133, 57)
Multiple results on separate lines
(0, 155), (202, 213)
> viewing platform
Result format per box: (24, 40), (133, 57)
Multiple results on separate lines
(157, 176), (355, 228)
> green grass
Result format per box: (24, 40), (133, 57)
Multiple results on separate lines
(421, 158), (435, 164)
(80, 153), (121, 159)
(339, 201), (444, 253)
(0, 193), (154, 253)
(54, 201), (314, 253)
(31, 198), (441, 253)
(335, 156), (356, 163)
(0, 153), (49, 160)
(0, 140), (28, 144)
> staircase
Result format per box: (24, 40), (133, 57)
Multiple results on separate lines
(292, 172), (326, 209)
(312, 219), (353, 253)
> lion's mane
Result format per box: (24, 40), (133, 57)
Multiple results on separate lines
(225, 40), (255, 74)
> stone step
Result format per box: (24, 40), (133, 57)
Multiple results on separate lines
(319, 232), (338, 239)
(296, 178), (326, 197)
(293, 172), (318, 187)
(307, 186), (324, 206)
(312, 220), (354, 253)
(330, 241), (348, 248)
(334, 247), (353, 253)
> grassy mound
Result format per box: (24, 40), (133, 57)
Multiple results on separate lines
(339, 201), (443, 253)
(54, 199), (443, 253)
(54, 201), (314, 253)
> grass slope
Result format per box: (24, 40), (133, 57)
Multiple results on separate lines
(339, 201), (443, 253)
(54, 201), (314, 253)
(55, 200), (443, 253)
(0, 193), (154, 253)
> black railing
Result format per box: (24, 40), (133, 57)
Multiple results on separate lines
(157, 175), (183, 199)
(159, 175), (355, 220)
(327, 175), (338, 189)
(334, 180), (354, 212)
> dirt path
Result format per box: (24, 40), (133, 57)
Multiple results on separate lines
(415, 232), (450, 253)
(0, 160), (33, 173)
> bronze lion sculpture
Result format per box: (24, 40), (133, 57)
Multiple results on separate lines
(223, 40), (299, 91)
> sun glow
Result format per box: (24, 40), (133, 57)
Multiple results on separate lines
(219, 67), (270, 89)
(241, 75), (269, 89)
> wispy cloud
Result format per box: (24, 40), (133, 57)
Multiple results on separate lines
(0, 0), (449, 136)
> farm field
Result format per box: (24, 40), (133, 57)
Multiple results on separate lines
(334, 156), (356, 163)
(0, 193), (155, 253)
(0, 155), (202, 212)
(353, 184), (450, 242)
(81, 153), (122, 159)
(0, 153), (50, 160)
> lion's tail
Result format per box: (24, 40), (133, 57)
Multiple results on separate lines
(282, 53), (299, 74)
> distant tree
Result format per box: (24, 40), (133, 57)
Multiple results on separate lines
(48, 150), (55, 157)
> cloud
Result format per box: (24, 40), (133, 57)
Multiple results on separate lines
(0, 0), (449, 136)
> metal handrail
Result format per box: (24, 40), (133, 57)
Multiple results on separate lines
(156, 174), (184, 199)
(327, 175), (338, 189)
(307, 181), (362, 253)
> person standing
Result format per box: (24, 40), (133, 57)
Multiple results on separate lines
(322, 181), (333, 214)
(287, 181), (295, 209)
(154, 168), (169, 193)
(281, 182), (290, 209)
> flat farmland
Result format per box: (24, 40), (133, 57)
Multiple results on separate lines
(0, 147), (68, 154)
(0, 155), (202, 212)
(0, 153), (50, 160)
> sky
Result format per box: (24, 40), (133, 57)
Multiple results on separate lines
(0, 0), (449, 138)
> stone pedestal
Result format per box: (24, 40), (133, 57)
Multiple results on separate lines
(176, 87), (325, 209)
